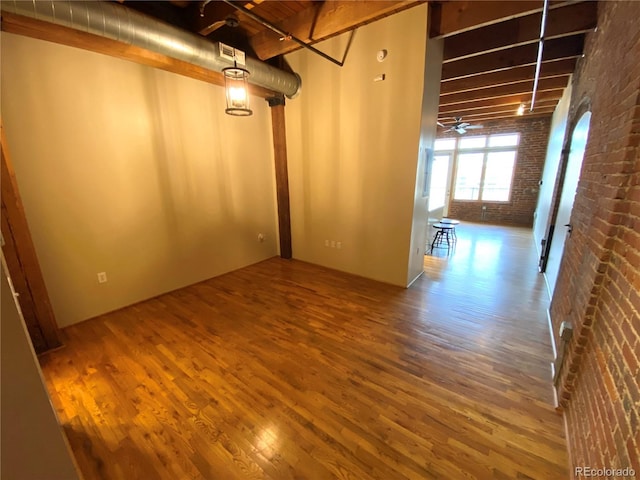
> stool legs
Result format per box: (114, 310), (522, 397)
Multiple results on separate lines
(430, 230), (443, 253)
(429, 226), (456, 255)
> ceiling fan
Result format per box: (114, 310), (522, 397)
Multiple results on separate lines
(199, 0), (241, 35)
(438, 117), (484, 135)
(199, 15), (240, 35)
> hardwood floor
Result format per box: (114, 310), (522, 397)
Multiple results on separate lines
(40, 223), (568, 479)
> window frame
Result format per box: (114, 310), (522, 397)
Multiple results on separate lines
(436, 134), (520, 203)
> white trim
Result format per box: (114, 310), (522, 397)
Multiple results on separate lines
(407, 270), (424, 288)
(547, 308), (558, 359)
(547, 307), (561, 409)
(543, 270), (554, 301)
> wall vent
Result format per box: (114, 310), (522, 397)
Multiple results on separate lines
(219, 42), (246, 65)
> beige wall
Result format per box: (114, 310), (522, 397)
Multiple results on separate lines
(285, 6), (428, 286)
(1, 33), (279, 326)
(1, 262), (81, 479)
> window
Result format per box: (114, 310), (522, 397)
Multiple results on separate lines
(428, 154), (450, 210)
(435, 133), (519, 202)
(459, 136), (486, 149)
(454, 153), (483, 200)
(482, 151), (516, 201)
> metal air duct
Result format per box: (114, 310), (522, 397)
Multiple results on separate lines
(1, 0), (301, 99)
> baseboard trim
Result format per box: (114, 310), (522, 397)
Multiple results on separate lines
(407, 270), (424, 288)
(547, 308), (558, 359)
(547, 308), (560, 409)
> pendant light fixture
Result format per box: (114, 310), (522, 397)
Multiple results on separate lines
(221, 44), (252, 116)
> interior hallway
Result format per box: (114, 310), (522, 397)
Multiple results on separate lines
(40, 223), (568, 479)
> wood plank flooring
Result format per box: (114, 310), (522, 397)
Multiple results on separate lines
(40, 223), (568, 479)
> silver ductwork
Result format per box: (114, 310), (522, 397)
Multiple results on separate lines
(1, 0), (301, 98)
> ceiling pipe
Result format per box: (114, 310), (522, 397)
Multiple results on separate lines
(220, 0), (346, 67)
(530, 0), (549, 112)
(1, 0), (301, 99)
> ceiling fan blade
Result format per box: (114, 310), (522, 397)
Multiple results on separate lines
(458, 122), (470, 128)
(437, 121), (445, 128)
(200, 19), (228, 35)
(456, 128), (466, 134)
(466, 125), (484, 129)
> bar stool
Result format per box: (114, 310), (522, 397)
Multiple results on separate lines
(439, 218), (460, 242)
(430, 222), (456, 254)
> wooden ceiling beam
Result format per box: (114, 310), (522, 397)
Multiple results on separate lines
(1, 12), (277, 98)
(439, 90), (564, 112)
(439, 100), (559, 119)
(443, 2), (597, 62)
(440, 76), (570, 105)
(441, 33), (584, 80)
(440, 58), (576, 95)
(429, 0), (569, 38)
(249, 0), (424, 60)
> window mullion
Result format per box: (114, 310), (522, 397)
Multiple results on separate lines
(479, 151), (489, 200)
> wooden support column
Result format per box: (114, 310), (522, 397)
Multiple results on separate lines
(1, 123), (61, 352)
(268, 98), (292, 259)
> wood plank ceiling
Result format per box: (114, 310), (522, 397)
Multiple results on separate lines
(123, 0), (597, 130)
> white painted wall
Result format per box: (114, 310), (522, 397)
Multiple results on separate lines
(284, 6), (429, 286)
(545, 111), (591, 295)
(533, 81), (573, 253)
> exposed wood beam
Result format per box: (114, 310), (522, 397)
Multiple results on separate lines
(440, 76), (570, 105)
(443, 2), (597, 62)
(441, 34), (584, 80)
(270, 103), (292, 259)
(1, 123), (62, 352)
(440, 59), (576, 94)
(0, 209), (48, 351)
(250, 1), (423, 60)
(1, 12), (276, 99)
(439, 100), (559, 119)
(439, 90), (563, 113)
(429, 0), (568, 38)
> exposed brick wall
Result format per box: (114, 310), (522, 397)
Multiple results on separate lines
(441, 117), (551, 226)
(548, 1), (640, 476)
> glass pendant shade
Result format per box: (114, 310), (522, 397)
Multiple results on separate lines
(223, 65), (252, 116)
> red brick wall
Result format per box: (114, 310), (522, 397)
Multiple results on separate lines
(441, 117), (551, 226)
(549, 0), (640, 476)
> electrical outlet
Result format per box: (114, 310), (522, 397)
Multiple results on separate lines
(331, 240), (336, 248)
(97, 272), (107, 283)
(258, 233), (265, 242)
(336, 242), (342, 249)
